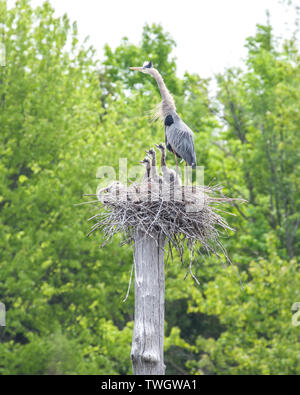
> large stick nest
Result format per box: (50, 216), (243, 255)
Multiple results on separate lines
(85, 178), (243, 275)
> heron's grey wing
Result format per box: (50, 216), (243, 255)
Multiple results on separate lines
(165, 127), (175, 155)
(165, 119), (197, 166)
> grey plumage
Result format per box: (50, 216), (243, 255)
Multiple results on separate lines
(140, 158), (151, 181)
(164, 112), (197, 168)
(155, 143), (181, 186)
(130, 62), (197, 168)
(145, 148), (162, 183)
(97, 181), (125, 202)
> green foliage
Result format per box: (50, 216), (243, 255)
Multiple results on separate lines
(187, 234), (300, 374)
(0, 0), (299, 375)
(0, 0), (133, 375)
(214, 21), (300, 261)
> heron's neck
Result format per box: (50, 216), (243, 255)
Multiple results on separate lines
(161, 165), (170, 178)
(160, 151), (166, 167)
(151, 69), (176, 117)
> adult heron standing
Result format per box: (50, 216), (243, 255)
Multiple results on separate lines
(130, 61), (197, 169)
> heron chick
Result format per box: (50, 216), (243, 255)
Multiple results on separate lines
(97, 181), (125, 202)
(139, 157), (151, 181)
(155, 143), (181, 186)
(145, 147), (162, 184)
(130, 61), (197, 169)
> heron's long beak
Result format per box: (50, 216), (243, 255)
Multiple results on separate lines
(130, 67), (143, 71)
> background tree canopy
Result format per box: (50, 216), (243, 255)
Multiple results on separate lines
(0, 0), (299, 375)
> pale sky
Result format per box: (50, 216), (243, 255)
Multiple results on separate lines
(7, 0), (299, 78)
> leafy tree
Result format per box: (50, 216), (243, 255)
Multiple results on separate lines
(0, 0), (134, 374)
(214, 22), (300, 261)
(187, 234), (300, 374)
(1, 0), (299, 376)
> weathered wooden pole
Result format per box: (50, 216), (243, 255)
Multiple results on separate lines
(131, 228), (166, 375)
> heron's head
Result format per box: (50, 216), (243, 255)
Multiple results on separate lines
(99, 181), (122, 194)
(155, 143), (165, 152)
(145, 147), (156, 157)
(130, 61), (154, 75)
(139, 157), (150, 166)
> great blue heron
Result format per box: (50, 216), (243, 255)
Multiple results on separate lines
(130, 61), (197, 169)
(97, 181), (125, 202)
(139, 157), (151, 181)
(155, 143), (181, 186)
(145, 147), (162, 184)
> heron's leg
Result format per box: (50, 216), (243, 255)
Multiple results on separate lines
(187, 161), (196, 193)
(182, 161), (188, 201)
(185, 161), (192, 188)
(173, 151), (179, 174)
